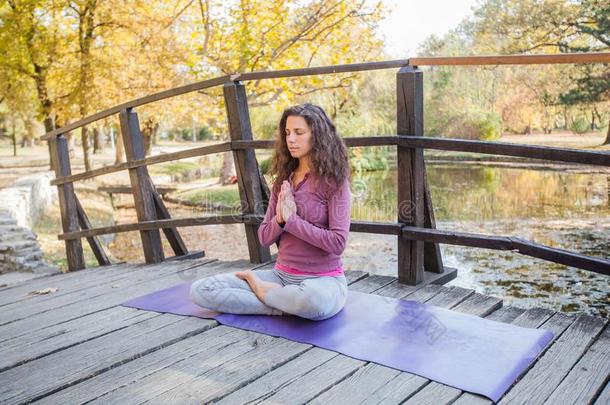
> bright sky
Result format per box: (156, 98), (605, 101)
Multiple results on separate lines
(379, 0), (480, 58)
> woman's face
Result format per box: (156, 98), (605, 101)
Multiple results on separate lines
(285, 115), (313, 159)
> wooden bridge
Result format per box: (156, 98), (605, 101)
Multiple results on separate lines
(0, 257), (608, 404)
(1, 53), (608, 403)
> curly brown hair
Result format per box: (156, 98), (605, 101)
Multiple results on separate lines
(268, 103), (351, 196)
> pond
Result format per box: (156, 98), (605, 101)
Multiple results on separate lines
(345, 163), (609, 318)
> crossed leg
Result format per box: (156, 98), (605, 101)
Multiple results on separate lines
(189, 270), (284, 315)
(238, 270), (348, 321)
(191, 269), (348, 321)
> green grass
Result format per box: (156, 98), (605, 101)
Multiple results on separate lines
(149, 161), (199, 176)
(50, 251), (101, 271)
(177, 184), (240, 206)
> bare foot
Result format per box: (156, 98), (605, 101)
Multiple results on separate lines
(235, 270), (282, 304)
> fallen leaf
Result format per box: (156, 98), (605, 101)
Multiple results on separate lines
(27, 287), (59, 296)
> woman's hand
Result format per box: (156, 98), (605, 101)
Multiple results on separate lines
(279, 180), (297, 222)
(275, 190), (284, 224)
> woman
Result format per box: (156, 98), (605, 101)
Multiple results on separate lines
(189, 103), (352, 321)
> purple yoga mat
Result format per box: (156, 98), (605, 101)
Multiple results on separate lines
(120, 281), (554, 402)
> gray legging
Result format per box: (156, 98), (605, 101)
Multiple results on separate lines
(189, 268), (348, 321)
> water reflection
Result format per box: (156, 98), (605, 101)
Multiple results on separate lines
(351, 165), (609, 222)
(348, 165), (609, 318)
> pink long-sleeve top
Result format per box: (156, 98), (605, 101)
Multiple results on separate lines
(257, 170), (352, 276)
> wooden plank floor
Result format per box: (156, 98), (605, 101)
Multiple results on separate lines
(0, 257), (607, 404)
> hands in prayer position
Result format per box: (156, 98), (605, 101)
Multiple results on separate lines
(276, 180), (297, 225)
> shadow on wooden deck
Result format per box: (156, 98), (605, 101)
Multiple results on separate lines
(0, 257), (607, 404)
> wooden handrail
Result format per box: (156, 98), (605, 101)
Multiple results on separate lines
(409, 52), (610, 66)
(231, 136), (399, 150)
(401, 226), (610, 276)
(98, 185), (176, 195)
(51, 136), (609, 186)
(51, 141), (232, 185)
(231, 59), (408, 81)
(57, 217), (403, 241)
(235, 137), (609, 166)
(58, 214), (246, 240)
(397, 136), (610, 166)
(38, 52), (609, 142)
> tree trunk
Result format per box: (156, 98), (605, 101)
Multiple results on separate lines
(593, 106), (603, 133)
(107, 126), (114, 149)
(114, 127), (125, 164)
(141, 118), (159, 156)
(66, 131), (75, 157)
(42, 115), (55, 170)
(21, 118), (35, 147)
(152, 126), (158, 146)
(81, 126), (92, 171)
(603, 122), (610, 146)
(76, 0), (98, 172)
(11, 116), (17, 157)
(93, 127), (103, 153)
(219, 151), (236, 185)
(143, 133), (152, 156)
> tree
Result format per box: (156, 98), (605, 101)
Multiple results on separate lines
(416, 0), (609, 139)
(187, 0), (386, 184)
(0, 49), (45, 154)
(1, 0), (387, 176)
(470, 0), (609, 141)
(0, 0), (72, 169)
(560, 67), (610, 143)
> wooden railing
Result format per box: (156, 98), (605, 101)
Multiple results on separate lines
(40, 52), (610, 286)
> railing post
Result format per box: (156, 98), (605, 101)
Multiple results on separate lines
(119, 108), (164, 264)
(396, 66), (426, 284)
(223, 81), (271, 264)
(49, 135), (85, 271)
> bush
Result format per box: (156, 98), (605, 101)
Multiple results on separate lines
(179, 129), (195, 141)
(197, 126), (214, 141)
(349, 147), (389, 173)
(570, 117), (589, 134)
(166, 126), (215, 141)
(445, 111), (502, 141)
(472, 112), (502, 140)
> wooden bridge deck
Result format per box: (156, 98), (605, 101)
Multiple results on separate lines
(0, 257), (607, 405)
